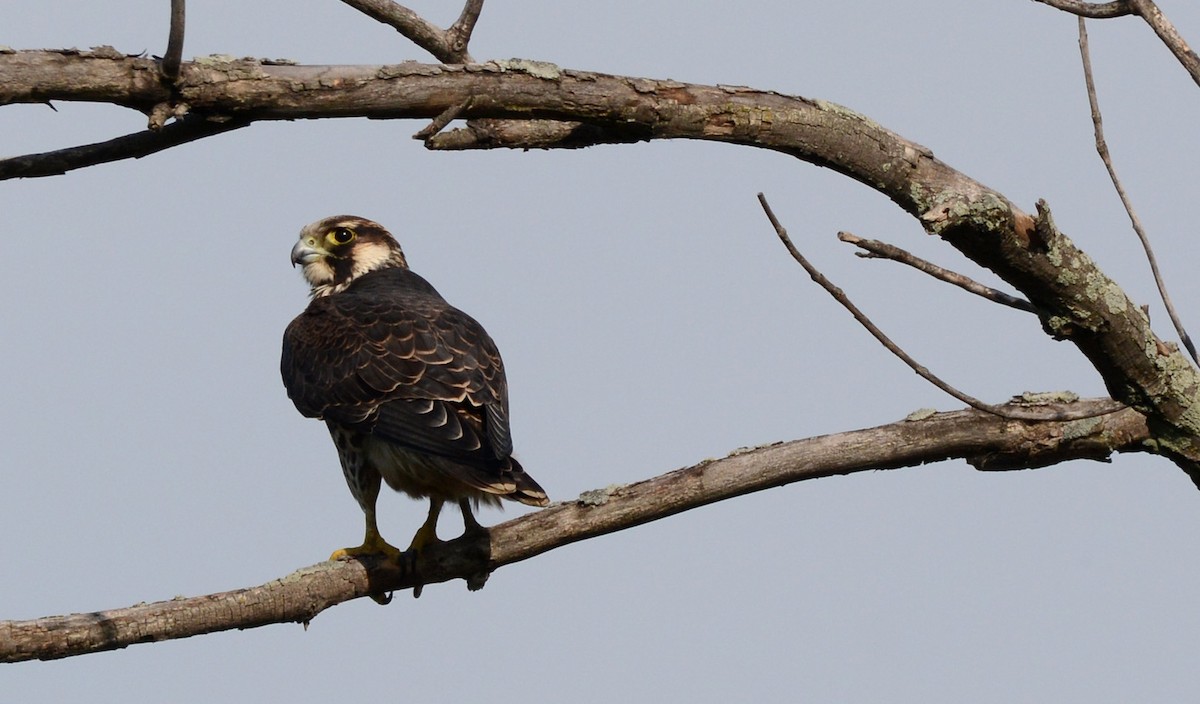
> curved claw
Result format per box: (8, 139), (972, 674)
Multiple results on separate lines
(329, 527), (402, 605)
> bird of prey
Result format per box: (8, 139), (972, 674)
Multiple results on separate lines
(281, 215), (548, 566)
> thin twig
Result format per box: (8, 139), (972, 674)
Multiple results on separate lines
(0, 115), (248, 181)
(1078, 19), (1198, 363)
(161, 0), (185, 80)
(758, 194), (1123, 421)
(838, 231), (1037, 314)
(413, 97), (473, 141)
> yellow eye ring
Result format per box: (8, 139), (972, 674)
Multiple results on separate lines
(328, 227), (356, 246)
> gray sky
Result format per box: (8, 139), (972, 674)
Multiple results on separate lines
(4, 1), (1200, 700)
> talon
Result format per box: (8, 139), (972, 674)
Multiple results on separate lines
(404, 500), (446, 598)
(407, 521), (441, 554)
(330, 525), (403, 562)
(406, 499), (445, 554)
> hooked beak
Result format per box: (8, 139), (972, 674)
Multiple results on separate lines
(290, 238), (324, 267)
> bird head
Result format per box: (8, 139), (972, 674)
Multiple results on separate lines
(291, 215), (409, 297)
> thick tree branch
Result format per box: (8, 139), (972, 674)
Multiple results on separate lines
(2, 52), (1197, 477)
(0, 399), (1149, 662)
(333, 4), (584, 168)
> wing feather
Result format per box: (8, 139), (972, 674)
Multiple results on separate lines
(281, 268), (513, 465)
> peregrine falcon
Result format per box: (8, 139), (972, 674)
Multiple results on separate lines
(281, 215), (548, 567)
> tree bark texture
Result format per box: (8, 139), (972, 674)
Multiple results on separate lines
(0, 400), (1150, 662)
(3, 50), (1196, 476)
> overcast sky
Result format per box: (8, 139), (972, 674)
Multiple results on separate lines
(4, 1), (1200, 701)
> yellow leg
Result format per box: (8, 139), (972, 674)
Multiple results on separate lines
(408, 499), (444, 553)
(330, 507), (403, 561)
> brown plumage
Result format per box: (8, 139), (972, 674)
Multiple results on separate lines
(281, 215), (547, 565)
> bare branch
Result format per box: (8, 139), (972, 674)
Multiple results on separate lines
(1077, 19), (1198, 363)
(340, 2), (585, 157)
(339, 0), (479, 63)
(759, 194), (1122, 422)
(413, 97), (472, 141)
(446, 0), (486, 59)
(0, 399), (1148, 662)
(838, 231), (1037, 314)
(2, 52), (1197, 474)
(341, 0), (449, 59)
(1034, 0), (1200, 87)
(426, 118), (612, 150)
(0, 114), (248, 180)
(1031, 0), (1133, 19)
(161, 0), (185, 81)
(1130, 0), (1200, 87)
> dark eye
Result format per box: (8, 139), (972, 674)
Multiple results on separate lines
(328, 227), (355, 245)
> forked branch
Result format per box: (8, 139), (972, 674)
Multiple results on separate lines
(758, 194), (1121, 421)
(339, 0), (484, 63)
(2, 53), (1196, 472)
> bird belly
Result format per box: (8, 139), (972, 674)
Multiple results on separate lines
(362, 435), (502, 507)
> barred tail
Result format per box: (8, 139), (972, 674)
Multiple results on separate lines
(507, 457), (549, 507)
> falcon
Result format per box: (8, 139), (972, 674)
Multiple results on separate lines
(281, 215), (548, 566)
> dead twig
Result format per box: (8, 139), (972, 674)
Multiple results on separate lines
(0, 115), (248, 181)
(1034, 0), (1200, 87)
(838, 231), (1037, 314)
(1129, 0), (1200, 88)
(413, 97), (473, 142)
(1077, 18), (1198, 363)
(161, 0), (185, 81)
(1031, 0), (1132, 18)
(758, 194), (1123, 422)
(446, 0), (486, 59)
(337, 1), (581, 153)
(339, 0), (481, 63)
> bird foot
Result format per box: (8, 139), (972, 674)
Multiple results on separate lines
(404, 536), (442, 600)
(329, 538), (404, 562)
(329, 535), (405, 605)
